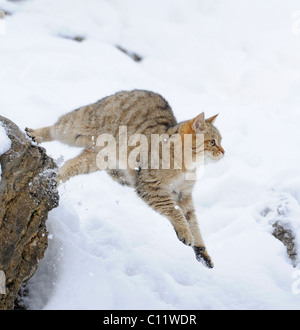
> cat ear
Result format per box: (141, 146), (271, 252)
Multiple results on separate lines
(206, 113), (219, 124)
(192, 112), (206, 132)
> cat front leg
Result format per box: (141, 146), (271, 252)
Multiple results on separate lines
(176, 193), (214, 268)
(193, 246), (214, 268)
(136, 186), (194, 246)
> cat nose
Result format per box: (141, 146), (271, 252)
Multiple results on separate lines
(219, 146), (225, 154)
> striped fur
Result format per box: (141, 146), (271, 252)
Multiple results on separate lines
(26, 90), (224, 267)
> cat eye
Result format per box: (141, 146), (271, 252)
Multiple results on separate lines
(210, 139), (216, 146)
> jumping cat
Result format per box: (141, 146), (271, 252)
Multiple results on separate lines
(26, 90), (225, 268)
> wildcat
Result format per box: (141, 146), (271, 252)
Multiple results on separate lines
(26, 90), (224, 268)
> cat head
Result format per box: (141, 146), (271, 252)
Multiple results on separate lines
(181, 112), (225, 161)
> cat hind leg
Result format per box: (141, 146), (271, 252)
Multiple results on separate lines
(25, 126), (53, 144)
(55, 148), (98, 185)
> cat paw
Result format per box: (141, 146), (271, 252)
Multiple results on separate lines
(175, 228), (194, 246)
(25, 128), (42, 144)
(193, 246), (214, 268)
(53, 175), (65, 187)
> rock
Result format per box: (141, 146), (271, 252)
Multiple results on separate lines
(272, 221), (297, 264)
(260, 194), (299, 267)
(0, 116), (59, 310)
(116, 45), (143, 62)
(59, 34), (85, 42)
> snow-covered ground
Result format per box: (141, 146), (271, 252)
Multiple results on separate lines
(1, 0), (300, 309)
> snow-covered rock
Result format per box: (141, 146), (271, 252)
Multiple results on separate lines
(0, 122), (11, 178)
(0, 116), (59, 310)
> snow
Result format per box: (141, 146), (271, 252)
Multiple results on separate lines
(0, 122), (11, 178)
(0, 124), (10, 156)
(0, 0), (300, 310)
